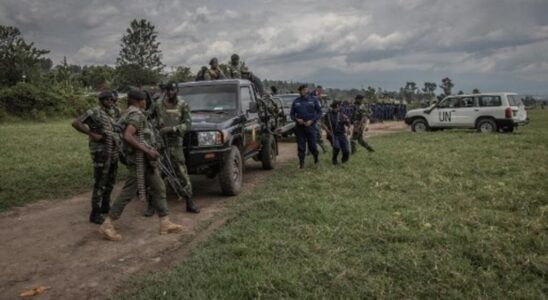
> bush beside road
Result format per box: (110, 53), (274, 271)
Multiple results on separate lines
(118, 111), (547, 299)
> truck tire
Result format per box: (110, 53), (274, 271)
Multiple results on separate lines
(411, 119), (429, 132)
(261, 134), (277, 170)
(219, 146), (243, 196)
(477, 119), (497, 133)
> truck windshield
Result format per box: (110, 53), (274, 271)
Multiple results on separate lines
(179, 85), (238, 113)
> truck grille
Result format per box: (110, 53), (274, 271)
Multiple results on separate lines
(184, 132), (198, 147)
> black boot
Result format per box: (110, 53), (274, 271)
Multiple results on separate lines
(89, 207), (105, 225)
(366, 145), (375, 152)
(313, 154), (319, 164)
(186, 197), (200, 213)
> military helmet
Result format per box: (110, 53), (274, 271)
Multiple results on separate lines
(165, 81), (178, 91)
(209, 57), (218, 65)
(231, 53), (239, 60)
(98, 91), (113, 101)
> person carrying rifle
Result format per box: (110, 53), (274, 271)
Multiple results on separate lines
(351, 95), (375, 154)
(322, 101), (351, 165)
(98, 90), (183, 241)
(72, 91), (119, 224)
(147, 81), (199, 215)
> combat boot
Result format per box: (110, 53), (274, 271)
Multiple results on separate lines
(89, 207), (105, 225)
(314, 155), (319, 164)
(366, 145), (375, 152)
(98, 217), (122, 241)
(186, 197), (200, 213)
(159, 216), (183, 235)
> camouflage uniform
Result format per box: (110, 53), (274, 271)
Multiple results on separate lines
(204, 68), (225, 80)
(76, 107), (119, 214)
(108, 106), (170, 219)
(150, 97), (193, 199)
(351, 104), (374, 154)
(227, 61), (247, 79)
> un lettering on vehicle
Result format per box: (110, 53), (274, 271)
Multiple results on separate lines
(439, 111), (451, 122)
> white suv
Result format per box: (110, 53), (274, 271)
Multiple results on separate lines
(404, 93), (528, 133)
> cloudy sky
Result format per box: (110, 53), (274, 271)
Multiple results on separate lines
(1, 0), (547, 94)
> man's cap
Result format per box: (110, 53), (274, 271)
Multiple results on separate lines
(298, 85), (308, 92)
(317, 85), (323, 89)
(210, 57), (218, 65)
(128, 90), (146, 101)
(98, 91), (113, 101)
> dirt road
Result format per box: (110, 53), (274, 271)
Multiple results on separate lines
(0, 122), (407, 299)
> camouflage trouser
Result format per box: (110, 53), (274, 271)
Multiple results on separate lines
(350, 129), (372, 154)
(167, 145), (192, 198)
(109, 164), (169, 219)
(91, 151), (118, 210)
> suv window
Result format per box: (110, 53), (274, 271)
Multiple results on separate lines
(240, 86), (253, 114)
(508, 95), (523, 106)
(438, 97), (459, 108)
(479, 96), (501, 107)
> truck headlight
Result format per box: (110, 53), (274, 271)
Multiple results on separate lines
(198, 131), (223, 146)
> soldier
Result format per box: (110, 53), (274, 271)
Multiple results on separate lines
(290, 85), (322, 168)
(227, 53), (265, 95)
(322, 101), (351, 165)
(72, 91), (119, 224)
(350, 95), (375, 154)
(204, 58), (225, 80)
(147, 81), (199, 215)
(98, 90), (183, 241)
(110, 90), (121, 120)
(195, 66), (208, 81)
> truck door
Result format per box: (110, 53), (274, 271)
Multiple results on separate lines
(240, 86), (261, 156)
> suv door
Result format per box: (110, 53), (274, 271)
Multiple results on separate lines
(451, 96), (478, 127)
(428, 97), (460, 128)
(477, 95), (503, 119)
(240, 85), (261, 156)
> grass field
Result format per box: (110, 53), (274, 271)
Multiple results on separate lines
(119, 110), (547, 299)
(0, 120), (126, 211)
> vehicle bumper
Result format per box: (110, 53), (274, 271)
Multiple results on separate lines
(185, 147), (231, 172)
(495, 118), (529, 128)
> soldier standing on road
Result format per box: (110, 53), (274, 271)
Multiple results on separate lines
(322, 101), (351, 165)
(290, 85), (322, 169)
(351, 95), (375, 154)
(204, 58), (226, 80)
(98, 90), (183, 241)
(72, 91), (119, 224)
(147, 81), (199, 215)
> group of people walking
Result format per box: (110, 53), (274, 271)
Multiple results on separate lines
(290, 85), (375, 168)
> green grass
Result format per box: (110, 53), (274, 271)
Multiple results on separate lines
(119, 110), (548, 299)
(0, 120), (126, 211)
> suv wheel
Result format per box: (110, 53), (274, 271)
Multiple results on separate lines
(219, 146), (243, 196)
(477, 119), (497, 133)
(261, 134), (277, 170)
(411, 119), (429, 132)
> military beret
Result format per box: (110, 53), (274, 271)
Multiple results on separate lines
(98, 91), (113, 100)
(355, 94), (364, 100)
(128, 90), (145, 101)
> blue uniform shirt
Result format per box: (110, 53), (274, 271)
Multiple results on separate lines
(290, 95), (322, 122)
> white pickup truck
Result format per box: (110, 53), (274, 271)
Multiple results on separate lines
(404, 93), (528, 133)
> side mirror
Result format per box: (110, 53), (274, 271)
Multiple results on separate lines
(248, 101), (258, 113)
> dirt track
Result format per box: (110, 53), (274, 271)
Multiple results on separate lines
(0, 122), (407, 299)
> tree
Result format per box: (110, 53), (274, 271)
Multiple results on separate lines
(440, 77), (454, 96)
(403, 81), (417, 102)
(169, 66), (194, 83)
(78, 65), (115, 90)
(472, 88), (480, 94)
(365, 86), (377, 101)
(0, 25), (50, 86)
(116, 19), (164, 87)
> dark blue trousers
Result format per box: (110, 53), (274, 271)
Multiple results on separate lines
(330, 134), (349, 164)
(295, 124), (318, 164)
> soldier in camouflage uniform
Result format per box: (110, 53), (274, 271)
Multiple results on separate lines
(350, 95), (375, 154)
(227, 53), (265, 95)
(98, 90), (183, 241)
(72, 91), (119, 224)
(147, 81), (199, 215)
(310, 86), (328, 153)
(204, 58), (226, 80)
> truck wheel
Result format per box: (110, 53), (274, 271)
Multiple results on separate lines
(261, 134), (277, 170)
(219, 146), (243, 196)
(411, 119), (429, 132)
(477, 119), (497, 133)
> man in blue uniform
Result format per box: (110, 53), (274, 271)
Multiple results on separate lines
(322, 101), (351, 165)
(290, 85), (322, 168)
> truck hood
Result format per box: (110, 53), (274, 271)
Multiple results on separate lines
(190, 112), (239, 131)
(405, 106), (433, 117)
